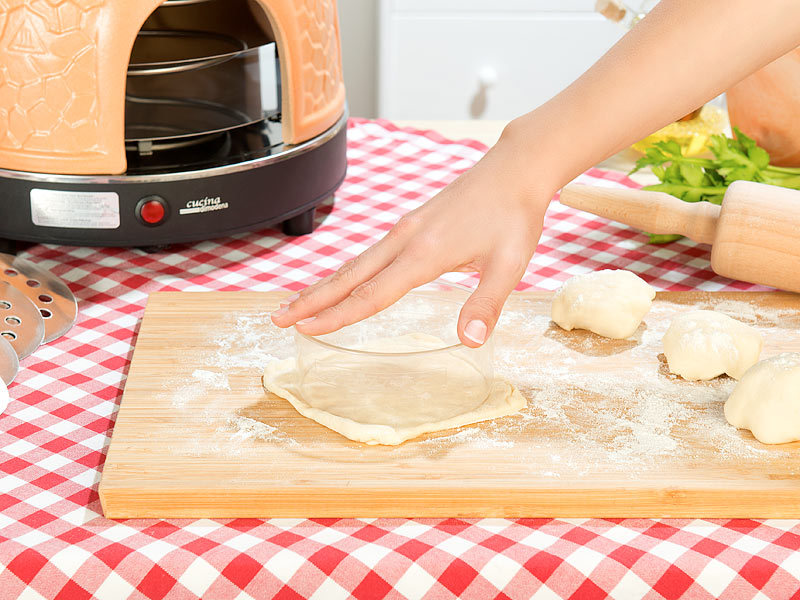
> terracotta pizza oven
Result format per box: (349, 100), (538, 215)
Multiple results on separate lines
(0, 0), (348, 246)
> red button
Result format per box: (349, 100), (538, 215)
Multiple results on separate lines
(140, 200), (165, 224)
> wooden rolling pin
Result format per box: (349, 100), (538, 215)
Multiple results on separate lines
(559, 180), (800, 293)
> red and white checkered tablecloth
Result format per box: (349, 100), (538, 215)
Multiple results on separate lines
(1, 118), (796, 600)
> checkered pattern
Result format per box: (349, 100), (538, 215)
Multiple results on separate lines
(0, 118), (794, 600)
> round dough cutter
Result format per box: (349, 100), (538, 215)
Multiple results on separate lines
(0, 334), (19, 385)
(0, 254), (78, 344)
(0, 282), (45, 359)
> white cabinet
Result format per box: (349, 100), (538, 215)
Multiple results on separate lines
(378, 0), (625, 119)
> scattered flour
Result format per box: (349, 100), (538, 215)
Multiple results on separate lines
(414, 297), (796, 477)
(210, 313), (288, 370)
(221, 415), (298, 448)
(165, 312), (297, 452)
(164, 298), (796, 477)
(420, 427), (515, 449)
(192, 369), (230, 390)
(169, 380), (217, 410)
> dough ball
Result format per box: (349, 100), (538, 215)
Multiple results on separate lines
(662, 310), (762, 381)
(724, 353), (800, 444)
(551, 269), (655, 339)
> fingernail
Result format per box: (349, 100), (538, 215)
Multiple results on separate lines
(296, 317), (317, 326)
(464, 320), (488, 345)
(281, 292), (300, 307)
(271, 306), (288, 318)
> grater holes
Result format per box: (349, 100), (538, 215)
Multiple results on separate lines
(3, 269), (17, 277)
(26, 279), (40, 288)
(38, 294), (53, 304)
(4, 316), (20, 326)
(1, 331), (16, 341)
(0, 301), (10, 310)
(40, 309), (52, 319)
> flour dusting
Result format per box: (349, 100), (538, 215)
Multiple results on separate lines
(210, 313), (287, 370)
(165, 312), (298, 452)
(707, 299), (796, 325)
(221, 415), (298, 448)
(408, 296), (796, 477)
(192, 369), (230, 390)
(420, 427), (515, 449)
(164, 297), (798, 478)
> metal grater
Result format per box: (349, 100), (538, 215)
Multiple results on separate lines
(0, 254), (78, 344)
(0, 281), (45, 360)
(0, 334), (18, 385)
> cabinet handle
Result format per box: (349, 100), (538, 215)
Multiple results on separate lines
(471, 66), (498, 118)
(477, 66), (498, 88)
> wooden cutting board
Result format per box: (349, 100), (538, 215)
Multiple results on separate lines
(99, 291), (800, 519)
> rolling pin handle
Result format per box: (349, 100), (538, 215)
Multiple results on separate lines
(559, 184), (720, 245)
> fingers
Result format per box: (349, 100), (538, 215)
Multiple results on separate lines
(271, 214), (427, 328)
(293, 255), (441, 336)
(271, 239), (398, 328)
(457, 254), (528, 348)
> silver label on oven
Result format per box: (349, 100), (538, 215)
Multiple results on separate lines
(30, 189), (120, 229)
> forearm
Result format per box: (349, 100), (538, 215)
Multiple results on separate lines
(275, 0), (800, 338)
(505, 0), (800, 193)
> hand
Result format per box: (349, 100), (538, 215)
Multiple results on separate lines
(271, 125), (558, 347)
(271, 0), (800, 345)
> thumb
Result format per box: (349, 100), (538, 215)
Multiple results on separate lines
(457, 264), (523, 348)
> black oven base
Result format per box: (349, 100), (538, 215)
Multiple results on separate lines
(0, 116), (347, 247)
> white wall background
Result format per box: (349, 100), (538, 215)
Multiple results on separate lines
(338, 0), (379, 118)
(338, 0), (629, 120)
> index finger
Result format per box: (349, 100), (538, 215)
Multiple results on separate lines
(294, 255), (442, 336)
(271, 234), (399, 327)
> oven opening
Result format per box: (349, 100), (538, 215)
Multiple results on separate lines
(124, 0), (283, 175)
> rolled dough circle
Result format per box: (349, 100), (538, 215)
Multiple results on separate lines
(551, 269), (655, 339)
(662, 310), (762, 381)
(263, 334), (526, 445)
(724, 353), (800, 444)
